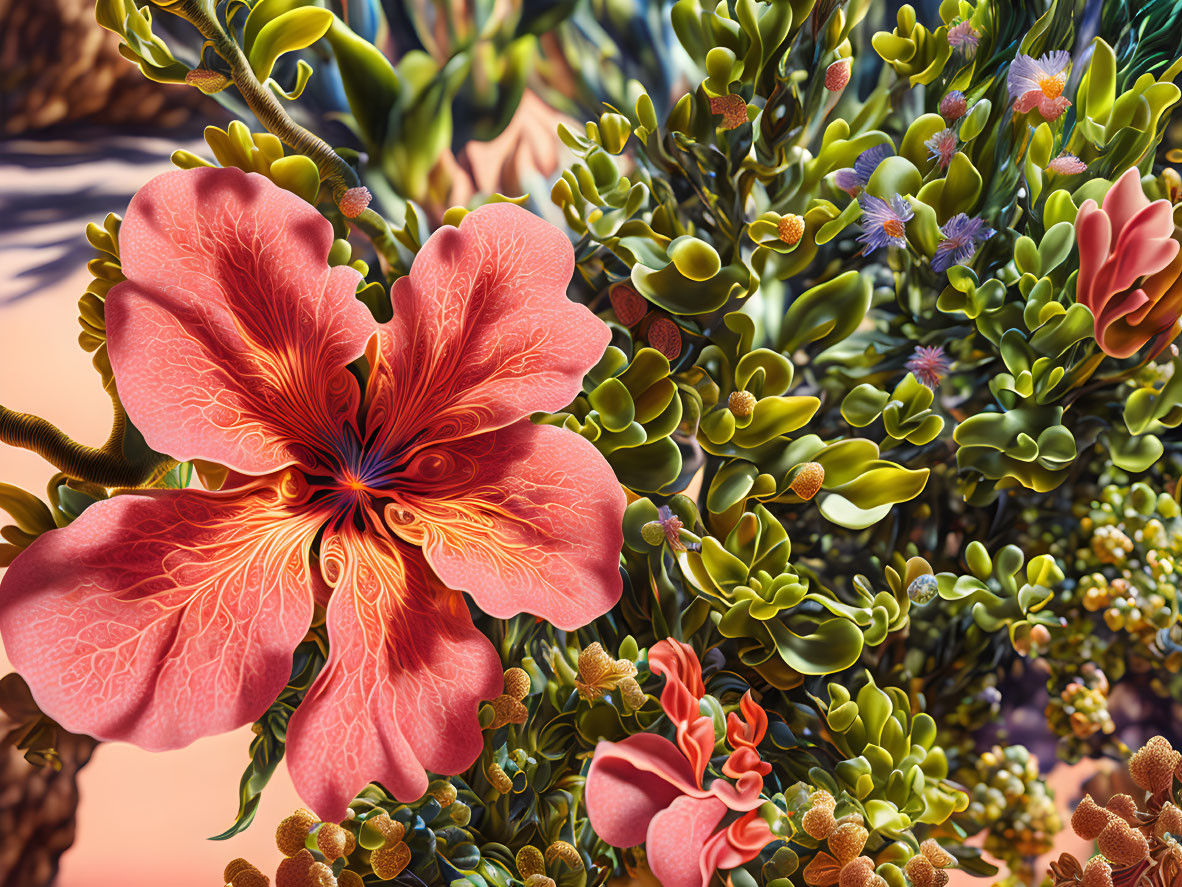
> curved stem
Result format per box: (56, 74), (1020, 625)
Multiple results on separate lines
(163, 0), (367, 213)
(0, 398), (174, 489)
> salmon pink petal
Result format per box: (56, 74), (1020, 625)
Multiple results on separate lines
(1074, 200), (1111, 312)
(108, 167), (377, 475)
(1013, 91), (1042, 114)
(1101, 168), (1154, 239)
(646, 795), (729, 887)
(585, 734), (702, 847)
(285, 528), (501, 821)
(366, 203), (608, 451)
(0, 484), (322, 749)
(389, 422), (624, 631)
(700, 810), (776, 879)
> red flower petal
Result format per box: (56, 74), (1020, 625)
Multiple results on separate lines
(285, 527), (501, 821)
(387, 422), (624, 631)
(646, 794), (729, 887)
(650, 639), (715, 785)
(700, 810), (776, 879)
(366, 203), (608, 452)
(0, 484), (322, 749)
(107, 167), (377, 475)
(585, 733), (702, 848)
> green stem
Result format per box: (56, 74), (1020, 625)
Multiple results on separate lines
(163, 0), (365, 212)
(0, 399), (174, 489)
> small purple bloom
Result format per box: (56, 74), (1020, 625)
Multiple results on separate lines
(1008, 51), (1072, 120)
(854, 144), (894, 185)
(858, 193), (913, 251)
(947, 21), (980, 54)
(932, 212), (994, 272)
(1046, 152), (1087, 175)
(925, 129), (958, 170)
(906, 345), (952, 388)
(939, 90), (968, 121)
(833, 144), (894, 196)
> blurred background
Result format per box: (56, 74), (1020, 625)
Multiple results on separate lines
(0, 0), (1139, 884)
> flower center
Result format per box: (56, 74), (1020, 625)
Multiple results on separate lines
(1038, 73), (1065, 98)
(881, 218), (906, 238)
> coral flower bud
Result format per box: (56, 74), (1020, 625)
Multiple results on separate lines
(338, 187), (372, 219)
(503, 667), (531, 700)
(829, 822), (869, 863)
(826, 60), (851, 91)
(1096, 818), (1150, 866)
(838, 856), (876, 887)
(609, 284), (648, 327)
(276, 849), (316, 887)
(778, 214), (805, 245)
(316, 822), (349, 861)
(370, 842), (412, 880)
(648, 317), (682, 360)
(225, 859), (269, 887)
(1105, 794), (1139, 823)
(920, 840), (954, 868)
(789, 462), (826, 500)
(1129, 735), (1180, 793)
(708, 94), (749, 130)
(729, 390), (757, 418)
(276, 810), (316, 857)
(803, 803), (837, 839)
(516, 845), (547, 878)
(1081, 858), (1113, 887)
(939, 91), (967, 121)
(1072, 794), (1111, 840)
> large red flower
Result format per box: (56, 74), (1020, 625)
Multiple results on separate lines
(585, 640), (775, 887)
(0, 167), (624, 820)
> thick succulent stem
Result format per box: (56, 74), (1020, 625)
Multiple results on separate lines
(159, 0), (369, 216)
(0, 398), (172, 488)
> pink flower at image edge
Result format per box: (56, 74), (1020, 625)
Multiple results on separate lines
(0, 167), (626, 820)
(1075, 167), (1182, 358)
(585, 639), (775, 887)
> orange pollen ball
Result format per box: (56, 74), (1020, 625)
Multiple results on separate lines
(1038, 73), (1065, 98)
(882, 218), (906, 238)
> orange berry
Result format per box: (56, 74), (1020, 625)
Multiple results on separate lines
(828, 822), (868, 863)
(338, 187), (371, 219)
(838, 856), (876, 887)
(803, 803), (837, 839)
(825, 60), (851, 91)
(920, 840), (953, 868)
(316, 822), (349, 862)
(777, 214), (805, 246)
(1081, 858), (1113, 887)
(370, 842), (411, 880)
(276, 810), (316, 857)
(516, 845), (546, 878)
(275, 849), (315, 887)
(728, 390), (757, 418)
(1105, 793), (1139, 823)
(790, 462), (826, 500)
(503, 667), (531, 700)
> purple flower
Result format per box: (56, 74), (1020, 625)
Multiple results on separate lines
(939, 90), (968, 121)
(925, 129), (958, 170)
(1046, 152), (1087, 175)
(906, 345), (952, 388)
(854, 144), (894, 185)
(947, 21), (980, 54)
(858, 193), (913, 251)
(1008, 51), (1072, 120)
(932, 212), (994, 272)
(833, 144), (894, 196)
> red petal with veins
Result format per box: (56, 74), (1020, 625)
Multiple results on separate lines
(365, 203), (608, 452)
(388, 422), (623, 631)
(285, 527), (501, 821)
(585, 734), (702, 848)
(646, 795), (729, 887)
(0, 483), (322, 749)
(107, 167), (377, 475)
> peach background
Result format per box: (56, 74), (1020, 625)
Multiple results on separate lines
(0, 131), (1095, 886)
